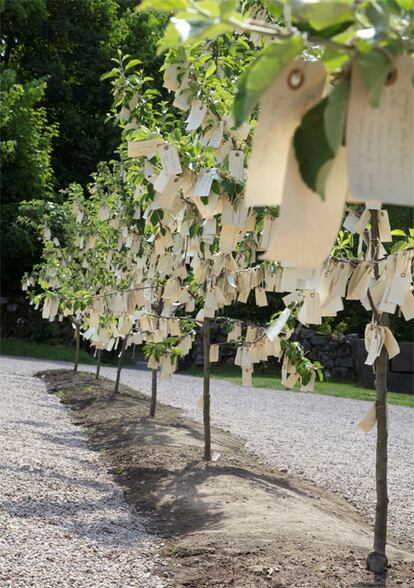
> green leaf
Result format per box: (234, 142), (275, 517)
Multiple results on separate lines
(321, 46), (349, 73)
(390, 229), (406, 236)
(158, 15), (234, 53)
(395, 0), (414, 10)
(357, 49), (392, 108)
(137, 0), (190, 12)
(324, 78), (350, 152)
(125, 59), (142, 71)
(205, 62), (217, 79)
(293, 97), (335, 198)
(233, 36), (304, 126)
(290, 0), (355, 31)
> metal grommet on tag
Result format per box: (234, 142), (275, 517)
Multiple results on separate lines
(401, 272), (406, 278)
(163, 145), (169, 151)
(310, 292), (315, 298)
(287, 69), (305, 90)
(385, 67), (398, 86)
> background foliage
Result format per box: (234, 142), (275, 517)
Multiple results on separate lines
(0, 0), (167, 289)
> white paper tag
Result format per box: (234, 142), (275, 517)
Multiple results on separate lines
(346, 55), (414, 206)
(228, 150), (245, 181)
(128, 138), (163, 157)
(159, 144), (182, 175)
(245, 60), (326, 207)
(193, 169), (214, 197)
(186, 100), (207, 131)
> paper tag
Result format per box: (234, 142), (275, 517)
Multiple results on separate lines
(242, 368), (253, 387)
(262, 147), (347, 268)
(208, 121), (224, 148)
(245, 60), (326, 207)
(343, 211), (360, 233)
(193, 168), (214, 197)
(128, 138), (163, 157)
(383, 327), (400, 359)
(159, 144), (182, 175)
(255, 287), (268, 307)
(346, 55), (414, 206)
(209, 344), (219, 363)
(163, 64), (180, 91)
(378, 210), (392, 242)
(186, 100), (207, 130)
(228, 150), (245, 181)
(265, 308), (290, 341)
(297, 291), (322, 325)
(358, 403), (377, 433)
(364, 323), (384, 366)
(219, 225), (240, 254)
(401, 289), (414, 320)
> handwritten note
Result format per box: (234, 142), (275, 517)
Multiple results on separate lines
(245, 60), (326, 207)
(193, 168), (214, 197)
(159, 144), (182, 176)
(347, 55), (414, 206)
(228, 150), (245, 181)
(128, 138), (163, 157)
(186, 100), (207, 131)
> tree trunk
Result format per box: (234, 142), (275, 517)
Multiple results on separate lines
(113, 336), (128, 397)
(149, 368), (157, 418)
(203, 317), (211, 461)
(367, 210), (389, 576)
(95, 348), (101, 380)
(73, 322), (81, 372)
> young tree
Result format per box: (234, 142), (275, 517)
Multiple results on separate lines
(140, 0), (413, 575)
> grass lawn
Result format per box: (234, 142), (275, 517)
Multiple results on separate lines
(183, 365), (414, 408)
(0, 337), (97, 366)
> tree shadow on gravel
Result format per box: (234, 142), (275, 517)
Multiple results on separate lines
(0, 493), (149, 547)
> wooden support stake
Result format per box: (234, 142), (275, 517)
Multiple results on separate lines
(367, 209), (389, 576)
(203, 317), (211, 461)
(150, 368), (157, 417)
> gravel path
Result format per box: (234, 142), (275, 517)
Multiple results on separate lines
(1, 355), (413, 549)
(0, 358), (167, 588)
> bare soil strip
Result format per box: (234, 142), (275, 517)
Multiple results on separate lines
(40, 369), (413, 588)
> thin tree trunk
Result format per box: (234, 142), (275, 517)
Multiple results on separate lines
(149, 368), (157, 417)
(113, 336), (128, 396)
(367, 210), (389, 575)
(73, 322), (81, 372)
(203, 318), (211, 461)
(95, 349), (102, 380)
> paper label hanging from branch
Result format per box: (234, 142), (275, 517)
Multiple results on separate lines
(128, 138), (163, 157)
(159, 144), (182, 176)
(358, 403), (377, 433)
(262, 147), (347, 268)
(245, 59), (326, 207)
(346, 55), (414, 206)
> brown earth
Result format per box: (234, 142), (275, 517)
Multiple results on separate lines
(38, 369), (414, 588)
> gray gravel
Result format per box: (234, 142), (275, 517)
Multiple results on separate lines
(1, 355), (413, 549)
(0, 358), (167, 588)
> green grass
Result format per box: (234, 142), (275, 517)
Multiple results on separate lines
(183, 365), (414, 408)
(0, 337), (97, 366)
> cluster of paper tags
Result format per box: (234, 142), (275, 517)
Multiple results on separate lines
(30, 48), (413, 402)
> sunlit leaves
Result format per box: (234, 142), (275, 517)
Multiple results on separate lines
(290, 0), (355, 31)
(137, 0), (191, 12)
(324, 78), (350, 152)
(233, 36), (304, 126)
(357, 49), (392, 107)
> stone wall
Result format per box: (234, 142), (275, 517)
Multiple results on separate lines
(189, 322), (358, 380)
(0, 294), (73, 343)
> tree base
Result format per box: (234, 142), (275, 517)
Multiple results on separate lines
(366, 551), (388, 575)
